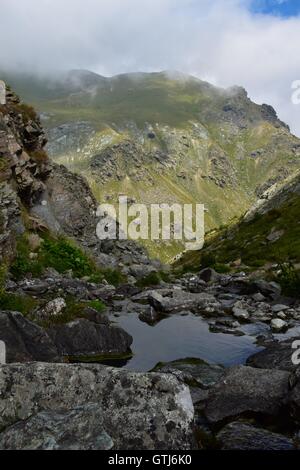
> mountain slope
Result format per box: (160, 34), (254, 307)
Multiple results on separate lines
(2, 70), (300, 261)
(175, 171), (300, 280)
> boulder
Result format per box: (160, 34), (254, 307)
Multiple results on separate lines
(0, 311), (59, 363)
(271, 318), (288, 332)
(35, 297), (66, 320)
(47, 319), (133, 358)
(0, 363), (195, 450)
(153, 358), (224, 389)
(247, 338), (300, 372)
(199, 268), (220, 283)
(217, 422), (295, 450)
(148, 290), (220, 314)
(0, 404), (113, 450)
(204, 365), (289, 423)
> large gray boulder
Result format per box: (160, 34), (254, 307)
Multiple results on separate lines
(247, 338), (300, 372)
(0, 404), (113, 450)
(204, 365), (289, 423)
(148, 289), (220, 314)
(47, 319), (133, 358)
(0, 311), (59, 363)
(0, 363), (195, 450)
(217, 422), (295, 450)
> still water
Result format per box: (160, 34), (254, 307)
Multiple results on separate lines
(109, 312), (263, 372)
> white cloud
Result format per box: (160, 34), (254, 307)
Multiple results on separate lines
(0, 0), (300, 135)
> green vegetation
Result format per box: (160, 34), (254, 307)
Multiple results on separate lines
(278, 263), (300, 297)
(36, 297), (107, 328)
(10, 233), (125, 285)
(136, 270), (171, 288)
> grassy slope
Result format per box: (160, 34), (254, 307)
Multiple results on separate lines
(175, 175), (300, 272)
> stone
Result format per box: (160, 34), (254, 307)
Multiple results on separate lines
(0, 311), (59, 363)
(154, 358), (224, 389)
(0, 404), (114, 450)
(36, 297), (66, 319)
(217, 422), (295, 450)
(204, 365), (289, 423)
(199, 268), (220, 283)
(0, 363), (195, 449)
(271, 318), (288, 332)
(247, 338), (300, 372)
(272, 304), (290, 313)
(232, 307), (250, 321)
(148, 289), (220, 314)
(138, 305), (160, 324)
(47, 318), (133, 358)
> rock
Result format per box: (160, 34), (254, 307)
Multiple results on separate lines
(252, 292), (266, 302)
(82, 307), (110, 325)
(154, 358), (224, 389)
(272, 304), (290, 313)
(35, 298), (66, 319)
(47, 319), (133, 358)
(271, 318), (288, 332)
(199, 268), (220, 283)
(129, 264), (157, 279)
(232, 307), (250, 321)
(217, 422), (295, 450)
(287, 367), (300, 423)
(251, 280), (281, 299)
(0, 404), (114, 450)
(0, 363), (195, 449)
(247, 338), (300, 372)
(138, 305), (160, 324)
(204, 365), (289, 423)
(266, 229), (285, 243)
(148, 289), (220, 314)
(0, 311), (59, 363)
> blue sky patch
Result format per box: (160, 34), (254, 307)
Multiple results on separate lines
(250, 0), (300, 17)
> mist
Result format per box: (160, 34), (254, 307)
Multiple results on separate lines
(1, 0), (300, 134)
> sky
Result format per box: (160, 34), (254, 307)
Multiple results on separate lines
(0, 0), (300, 135)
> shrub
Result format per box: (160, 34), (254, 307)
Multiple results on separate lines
(278, 263), (300, 297)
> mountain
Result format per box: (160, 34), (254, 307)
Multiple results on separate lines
(175, 170), (300, 295)
(2, 70), (300, 261)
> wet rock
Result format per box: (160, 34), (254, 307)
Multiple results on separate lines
(217, 422), (295, 450)
(205, 365), (289, 423)
(47, 319), (133, 358)
(0, 404), (113, 450)
(138, 305), (160, 324)
(0, 363), (195, 450)
(0, 311), (59, 363)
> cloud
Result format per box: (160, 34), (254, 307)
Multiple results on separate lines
(0, 0), (300, 135)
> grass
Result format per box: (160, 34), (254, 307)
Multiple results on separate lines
(10, 232), (125, 285)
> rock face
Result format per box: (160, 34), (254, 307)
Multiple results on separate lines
(47, 319), (133, 358)
(0, 311), (59, 363)
(0, 363), (195, 450)
(204, 365), (289, 423)
(0, 404), (114, 450)
(217, 422), (295, 450)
